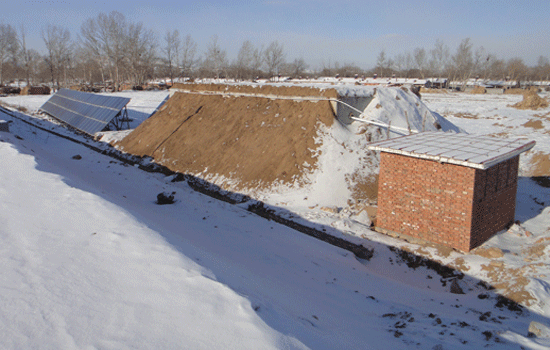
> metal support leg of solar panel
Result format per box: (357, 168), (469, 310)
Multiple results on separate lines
(108, 107), (132, 131)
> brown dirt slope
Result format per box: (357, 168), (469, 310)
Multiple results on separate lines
(117, 85), (337, 189)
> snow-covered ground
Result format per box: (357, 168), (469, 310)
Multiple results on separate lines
(1, 89), (550, 349)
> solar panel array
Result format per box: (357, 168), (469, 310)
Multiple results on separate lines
(39, 89), (131, 135)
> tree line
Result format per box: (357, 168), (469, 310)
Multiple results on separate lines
(372, 38), (550, 85)
(1, 11), (549, 91)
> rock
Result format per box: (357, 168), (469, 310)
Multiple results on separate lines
(156, 191), (176, 205)
(72, 154), (82, 160)
(450, 279), (465, 294)
(528, 321), (550, 338)
(0, 120), (10, 133)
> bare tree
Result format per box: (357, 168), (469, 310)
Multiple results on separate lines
(471, 46), (487, 79)
(251, 44), (264, 79)
(264, 40), (285, 78)
(80, 11), (128, 91)
(289, 58), (308, 77)
(535, 56), (550, 81)
(506, 58), (528, 85)
(235, 40), (255, 80)
(487, 58), (506, 80)
(413, 47), (427, 78)
(375, 50), (387, 76)
(202, 35), (227, 79)
(42, 24), (71, 90)
(0, 24), (18, 85)
(18, 25), (31, 85)
(80, 17), (108, 85)
(429, 39), (449, 78)
(126, 22), (157, 86)
(451, 38), (474, 89)
(162, 29), (180, 84)
(181, 34), (197, 78)
(99, 11), (127, 90)
(393, 53), (406, 75)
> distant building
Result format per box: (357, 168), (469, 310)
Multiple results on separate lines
(368, 132), (535, 252)
(425, 78), (448, 89)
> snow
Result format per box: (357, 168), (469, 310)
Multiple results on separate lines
(1, 88), (550, 349)
(359, 86), (464, 134)
(368, 132), (535, 169)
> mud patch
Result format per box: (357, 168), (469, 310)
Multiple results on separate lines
(522, 119), (544, 129)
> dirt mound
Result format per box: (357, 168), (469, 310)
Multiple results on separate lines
(469, 86), (486, 94)
(117, 86), (337, 189)
(511, 91), (549, 110)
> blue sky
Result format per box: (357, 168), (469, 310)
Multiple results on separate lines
(4, 0), (549, 69)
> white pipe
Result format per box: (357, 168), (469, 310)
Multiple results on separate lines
(171, 88), (417, 136)
(329, 98), (415, 135)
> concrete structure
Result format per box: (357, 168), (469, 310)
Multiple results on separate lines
(368, 132), (535, 252)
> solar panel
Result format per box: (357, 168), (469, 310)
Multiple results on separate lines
(39, 89), (131, 135)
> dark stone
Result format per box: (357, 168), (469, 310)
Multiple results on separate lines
(156, 192), (176, 205)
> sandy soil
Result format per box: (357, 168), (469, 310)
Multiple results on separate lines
(117, 84), (339, 189)
(511, 91), (549, 110)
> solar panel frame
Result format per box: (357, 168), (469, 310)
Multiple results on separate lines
(39, 89), (131, 135)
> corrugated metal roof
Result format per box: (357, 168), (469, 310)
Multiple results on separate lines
(367, 132), (535, 169)
(39, 89), (131, 135)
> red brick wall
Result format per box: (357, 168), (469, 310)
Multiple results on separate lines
(376, 153), (519, 251)
(470, 156), (518, 249)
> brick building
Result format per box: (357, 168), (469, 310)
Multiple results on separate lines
(368, 132), (535, 252)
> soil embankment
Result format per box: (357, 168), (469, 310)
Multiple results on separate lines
(117, 84), (339, 190)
